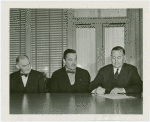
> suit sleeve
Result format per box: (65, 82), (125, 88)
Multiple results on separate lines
(89, 69), (104, 92)
(50, 72), (59, 93)
(124, 67), (143, 93)
(38, 73), (48, 93)
(10, 74), (13, 93)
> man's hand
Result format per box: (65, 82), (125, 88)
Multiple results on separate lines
(96, 86), (106, 94)
(110, 88), (126, 94)
(91, 86), (106, 94)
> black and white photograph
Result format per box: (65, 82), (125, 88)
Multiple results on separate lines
(1, 1), (149, 121)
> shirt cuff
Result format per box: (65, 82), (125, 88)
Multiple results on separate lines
(91, 89), (97, 93)
(122, 88), (126, 93)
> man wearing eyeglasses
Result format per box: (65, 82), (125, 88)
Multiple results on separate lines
(10, 55), (47, 93)
(89, 46), (143, 94)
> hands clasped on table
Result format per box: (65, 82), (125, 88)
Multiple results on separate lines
(92, 86), (125, 95)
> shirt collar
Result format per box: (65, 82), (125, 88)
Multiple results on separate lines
(113, 67), (122, 74)
(65, 66), (76, 72)
(20, 69), (31, 74)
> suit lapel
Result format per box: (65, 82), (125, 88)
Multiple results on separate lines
(110, 65), (114, 81)
(117, 63), (128, 86)
(15, 71), (25, 89)
(75, 67), (82, 84)
(61, 67), (72, 87)
(75, 67), (84, 93)
(25, 70), (34, 88)
(109, 65), (115, 90)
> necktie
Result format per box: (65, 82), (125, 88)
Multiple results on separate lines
(114, 69), (119, 79)
(66, 70), (75, 74)
(20, 73), (28, 77)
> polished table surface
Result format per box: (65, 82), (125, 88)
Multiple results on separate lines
(10, 93), (143, 114)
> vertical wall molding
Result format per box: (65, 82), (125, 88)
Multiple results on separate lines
(25, 9), (31, 60)
(127, 9), (142, 77)
(96, 24), (103, 71)
(67, 9), (75, 49)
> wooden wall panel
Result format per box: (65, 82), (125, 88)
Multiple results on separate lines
(127, 9), (142, 77)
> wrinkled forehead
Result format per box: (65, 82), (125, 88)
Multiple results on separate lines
(111, 50), (124, 56)
(19, 58), (30, 65)
(66, 53), (77, 59)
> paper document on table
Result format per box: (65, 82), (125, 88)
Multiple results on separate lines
(98, 94), (136, 99)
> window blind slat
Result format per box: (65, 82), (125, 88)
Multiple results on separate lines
(31, 9), (68, 77)
(10, 9), (68, 77)
(10, 9), (26, 73)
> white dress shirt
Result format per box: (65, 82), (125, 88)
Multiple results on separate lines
(67, 73), (75, 85)
(21, 71), (29, 87)
(65, 67), (76, 85)
(21, 76), (28, 87)
(113, 67), (122, 74)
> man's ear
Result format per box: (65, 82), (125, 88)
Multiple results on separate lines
(16, 64), (20, 70)
(63, 59), (66, 67)
(124, 55), (127, 63)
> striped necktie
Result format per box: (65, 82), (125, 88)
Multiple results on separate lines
(114, 69), (119, 79)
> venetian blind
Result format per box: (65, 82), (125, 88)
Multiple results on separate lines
(104, 27), (124, 65)
(30, 9), (68, 78)
(10, 9), (26, 73)
(76, 28), (96, 81)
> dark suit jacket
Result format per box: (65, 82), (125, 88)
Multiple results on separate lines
(10, 69), (47, 93)
(49, 67), (91, 93)
(89, 63), (143, 94)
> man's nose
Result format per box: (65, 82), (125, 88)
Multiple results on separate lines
(72, 62), (76, 66)
(27, 65), (30, 69)
(115, 59), (119, 63)
(73, 60), (76, 64)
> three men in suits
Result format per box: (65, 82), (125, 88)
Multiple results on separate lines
(89, 46), (143, 94)
(50, 49), (91, 93)
(10, 46), (142, 94)
(10, 55), (47, 93)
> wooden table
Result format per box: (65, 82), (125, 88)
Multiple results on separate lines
(10, 93), (142, 114)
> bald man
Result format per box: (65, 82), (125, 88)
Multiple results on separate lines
(10, 55), (47, 93)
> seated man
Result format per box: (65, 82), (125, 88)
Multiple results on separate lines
(89, 46), (143, 94)
(10, 55), (47, 93)
(50, 49), (91, 93)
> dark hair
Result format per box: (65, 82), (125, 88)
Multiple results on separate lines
(16, 55), (29, 64)
(111, 46), (125, 55)
(63, 49), (76, 60)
